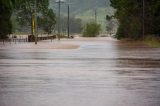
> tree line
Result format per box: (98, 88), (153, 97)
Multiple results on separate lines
(0, 0), (16, 39)
(0, 0), (84, 39)
(109, 0), (160, 40)
(15, 0), (56, 35)
(0, 0), (56, 39)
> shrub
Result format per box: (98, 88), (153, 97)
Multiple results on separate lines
(82, 22), (101, 37)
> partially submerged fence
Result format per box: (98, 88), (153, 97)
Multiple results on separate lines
(0, 38), (28, 45)
(28, 35), (56, 42)
(0, 35), (56, 45)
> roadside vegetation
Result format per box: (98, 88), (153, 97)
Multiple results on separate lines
(0, 0), (17, 39)
(82, 22), (101, 37)
(109, 0), (160, 40)
(0, 0), (56, 39)
(106, 0), (160, 47)
(0, 0), (160, 44)
(14, 0), (56, 35)
(144, 36), (160, 48)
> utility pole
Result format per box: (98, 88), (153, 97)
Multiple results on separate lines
(58, 0), (61, 40)
(31, 12), (34, 36)
(142, 0), (145, 40)
(67, 4), (70, 38)
(34, 0), (38, 44)
(31, 3), (34, 36)
(95, 9), (97, 23)
(56, 0), (64, 40)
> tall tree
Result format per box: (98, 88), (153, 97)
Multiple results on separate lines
(110, 0), (160, 39)
(38, 9), (56, 34)
(15, 0), (56, 34)
(0, 0), (17, 39)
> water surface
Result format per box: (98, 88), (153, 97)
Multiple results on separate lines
(0, 38), (160, 106)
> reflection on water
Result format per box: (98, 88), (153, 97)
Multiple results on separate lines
(0, 39), (160, 106)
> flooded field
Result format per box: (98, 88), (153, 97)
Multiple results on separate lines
(0, 37), (160, 106)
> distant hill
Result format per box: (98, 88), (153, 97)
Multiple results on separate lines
(49, 0), (110, 15)
(49, 0), (115, 32)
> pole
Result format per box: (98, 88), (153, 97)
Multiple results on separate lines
(34, 0), (38, 44)
(67, 4), (70, 38)
(31, 13), (34, 35)
(58, 0), (61, 40)
(95, 9), (97, 23)
(142, 0), (145, 40)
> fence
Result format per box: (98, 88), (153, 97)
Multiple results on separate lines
(28, 35), (56, 42)
(0, 35), (56, 45)
(0, 38), (28, 45)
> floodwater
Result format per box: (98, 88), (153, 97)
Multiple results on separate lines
(0, 38), (160, 106)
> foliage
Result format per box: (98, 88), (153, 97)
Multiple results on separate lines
(38, 9), (56, 34)
(110, 0), (160, 40)
(15, 0), (56, 34)
(83, 22), (101, 37)
(0, 0), (17, 39)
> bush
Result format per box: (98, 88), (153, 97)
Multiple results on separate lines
(82, 22), (101, 37)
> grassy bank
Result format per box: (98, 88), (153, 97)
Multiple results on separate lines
(119, 36), (160, 48)
(144, 36), (160, 48)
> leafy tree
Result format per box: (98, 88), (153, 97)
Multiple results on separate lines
(110, 0), (160, 39)
(83, 22), (101, 37)
(38, 9), (56, 34)
(110, 0), (142, 39)
(15, 0), (56, 34)
(145, 0), (160, 36)
(0, 0), (17, 39)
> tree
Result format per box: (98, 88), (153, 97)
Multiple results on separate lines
(38, 9), (56, 34)
(83, 22), (101, 37)
(15, 0), (56, 34)
(0, 0), (17, 39)
(110, 0), (160, 39)
(110, 0), (142, 39)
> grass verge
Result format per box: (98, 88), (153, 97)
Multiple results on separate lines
(144, 36), (160, 48)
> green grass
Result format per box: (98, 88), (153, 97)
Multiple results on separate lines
(144, 36), (160, 48)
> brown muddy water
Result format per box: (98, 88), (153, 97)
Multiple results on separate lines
(0, 38), (160, 106)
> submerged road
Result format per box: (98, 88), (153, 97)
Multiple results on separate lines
(0, 37), (160, 106)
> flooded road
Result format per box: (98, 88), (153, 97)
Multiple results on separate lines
(0, 38), (160, 106)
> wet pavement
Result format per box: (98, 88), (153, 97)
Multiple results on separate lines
(0, 38), (160, 106)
